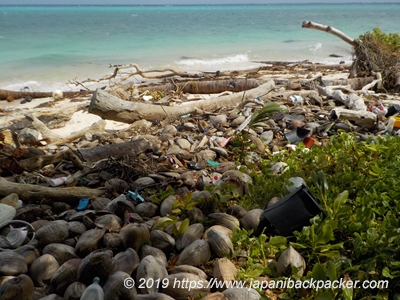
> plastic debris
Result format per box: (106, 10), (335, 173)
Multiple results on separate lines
(80, 277), (104, 300)
(385, 104), (400, 118)
(186, 161), (204, 170)
(207, 160), (220, 167)
(369, 102), (387, 116)
(289, 95), (303, 104)
(286, 177), (307, 192)
(127, 190), (145, 203)
(77, 198), (90, 211)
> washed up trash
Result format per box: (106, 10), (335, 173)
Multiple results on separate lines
(212, 173), (222, 185)
(234, 115), (252, 133)
(180, 113), (191, 118)
(289, 95), (303, 104)
(206, 160), (220, 167)
(256, 185), (324, 236)
(369, 102), (387, 116)
(392, 116), (400, 129)
(270, 162), (289, 174)
(142, 95), (153, 101)
(6, 225), (28, 248)
(303, 136), (315, 148)
(80, 277), (104, 300)
(77, 198), (90, 211)
(49, 175), (70, 187)
(0, 220), (36, 250)
(385, 104), (400, 118)
(127, 190), (145, 203)
(285, 127), (311, 144)
(285, 177), (307, 192)
(187, 161), (204, 170)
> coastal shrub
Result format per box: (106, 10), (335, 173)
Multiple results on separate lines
(354, 27), (400, 91)
(232, 133), (400, 299)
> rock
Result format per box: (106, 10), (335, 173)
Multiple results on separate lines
(231, 115), (246, 127)
(175, 138), (191, 150)
(260, 130), (274, 145)
(196, 150), (217, 167)
(215, 161), (236, 174)
(183, 122), (196, 131)
(131, 177), (155, 190)
(162, 125), (177, 136)
(288, 82), (302, 90)
(20, 128), (42, 143)
(240, 209), (264, 231)
(212, 115), (227, 127)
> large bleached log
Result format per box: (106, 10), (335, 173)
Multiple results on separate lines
(76, 138), (154, 163)
(138, 78), (260, 94)
(0, 177), (105, 204)
(330, 108), (377, 129)
(88, 80), (275, 124)
(0, 89), (90, 101)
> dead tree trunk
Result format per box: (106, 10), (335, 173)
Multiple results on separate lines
(0, 89), (91, 101)
(88, 80), (275, 124)
(302, 21), (360, 47)
(138, 78), (260, 94)
(77, 138), (155, 163)
(0, 177), (104, 204)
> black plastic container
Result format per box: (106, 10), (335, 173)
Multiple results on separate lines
(284, 127), (311, 144)
(257, 185), (323, 236)
(385, 104), (400, 118)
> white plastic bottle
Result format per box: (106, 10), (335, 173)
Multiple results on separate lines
(80, 277), (104, 300)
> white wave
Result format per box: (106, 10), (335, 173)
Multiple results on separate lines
(309, 42), (322, 54)
(176, 53), (250, 67)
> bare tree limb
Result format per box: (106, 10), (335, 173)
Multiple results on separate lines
(302, 21), (360, 47)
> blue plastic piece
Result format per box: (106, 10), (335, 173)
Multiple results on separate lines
(77, 198), (89, 211)
(127, 190), (145, 203)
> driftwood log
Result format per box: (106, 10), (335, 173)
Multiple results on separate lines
(88, 80), (275, 124)
(138, 78), (260, 94)
(0, 177), (105, 204)
(14, 138), (157, 174)
(0, 89), (91, 101)
(77, 138), (156, 163)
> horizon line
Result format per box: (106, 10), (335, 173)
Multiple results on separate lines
(1, 2), (399, 6)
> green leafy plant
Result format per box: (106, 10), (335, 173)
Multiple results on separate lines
(233, 133), (400, 299)
(235, 102), (281, 163)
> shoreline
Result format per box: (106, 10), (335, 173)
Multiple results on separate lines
(0, 60), (352, 133)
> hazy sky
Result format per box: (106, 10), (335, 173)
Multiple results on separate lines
(1, 0), (395, 5)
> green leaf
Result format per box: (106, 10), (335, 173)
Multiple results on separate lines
(317, 224), (334, 245)
(382, 267), (394, 279)
(152, 217), (174, 229)
(311, 263), (327, 281)
(333, 190), (349, 215)
(318, 250), (340, 258)
(178, 218), (190, 235)
(326, 261), (337, 281)
(315, 290), (336, 300)
(269, 236), (287, 247)
(342, 286), (353, 300)
(249, 102), (281, 128)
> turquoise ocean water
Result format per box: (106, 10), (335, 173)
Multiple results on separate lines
(0, 4), (400, 91)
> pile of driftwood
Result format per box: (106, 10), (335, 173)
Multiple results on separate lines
(302, 21), (400, 92)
